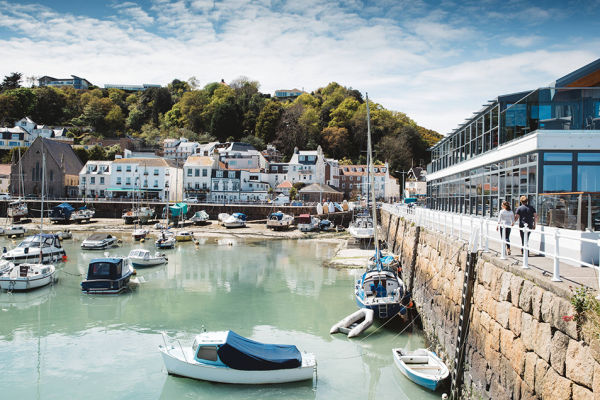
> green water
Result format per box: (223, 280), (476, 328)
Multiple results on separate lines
(0, 235), (440, 400)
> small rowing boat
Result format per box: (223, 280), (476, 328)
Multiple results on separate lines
(392, 348), (449, 391)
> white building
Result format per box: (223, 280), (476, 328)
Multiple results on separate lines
(163, 138), (180, 159)
(286, 146), (326, 185)
(109, 158), (182, 202)
(218, 142), (267, 170)
(240, 170), (270, 202)
(79, 160), (112, 198)
(183, 155), (215, 201)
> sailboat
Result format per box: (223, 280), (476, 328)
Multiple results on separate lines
(7, 148), (28, 221)
(1, 141), (58, 290)
(348, 139), (374, 240)
(354, 94), (410, 319)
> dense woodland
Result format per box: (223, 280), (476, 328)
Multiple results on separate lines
(0, 73), (442, 176)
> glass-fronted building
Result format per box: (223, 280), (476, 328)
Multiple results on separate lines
(427, 58), (600, 229)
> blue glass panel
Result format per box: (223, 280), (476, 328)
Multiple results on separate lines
(578, 153), (600, 162)
(544, 152), (572, 162)
(543, 165), (572, 192)
(578, 166), (600, 191)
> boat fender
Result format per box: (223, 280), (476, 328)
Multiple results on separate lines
(140, 238), (145, 243)
(132, 269), (137, 275)
(397, 266), (402, 273)
(62, 255), (68, 262)
(2, 247), (5, 253)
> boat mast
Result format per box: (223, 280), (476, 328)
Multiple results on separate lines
(18, 147), (24, 199)
(40, 141), (45, 263)
(366, 94), (379, 259)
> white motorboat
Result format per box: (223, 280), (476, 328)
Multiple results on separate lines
(224, 213), (247, 229)
(7, 200), (28, 220)
(392, 348), (450, 391)
(330, 308), (374, 338)
(128, 249), (167, 268)
(348, 213), (374, 239)
(0, 263), (56, 291)
(155, 231), (176, 249)
(190, 210), (210, 225)
(81, 233), (118, 250)
(1, 225), (27, 236)
(266, 211), (294, 230)
(2, 234), (66, 264)
(71, 207), (94, 223)
(159, 331), (316, 384)
(132, 229), (149, 241)
(58, 230), (72, 240)
(122, 207), (155, 224)
(218, 213), (230, 226)
(297, 214), (319, 232)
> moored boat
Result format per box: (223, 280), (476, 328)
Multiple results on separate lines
(7, 200), (28, 220)
(71, 207), (94, 223)
(0, 225), (27, 236)
(175, 230), (194, 242)
(122, 207), (155, 225)
(218, 213), (230, 226)
(50, 203), (75, 223)
(128, 249), (167, 268)
(159, 330), (316, 384)
(132, 228), (149, 241)
(330, 308), (374, 338)
(190, 210), (210, 225)
(81, 257), (134, 294)
(348, 212), (374, 240)
(224, 213), (247, 229)
(2, 234), (66, 264)
(0, 263), (56, 291)
(81, 233), (118, 250)
(392, 348), (449, 391)
(266, 211), (293, 230)
(155, 231), (176, 249)
(297, 214), (319, 232)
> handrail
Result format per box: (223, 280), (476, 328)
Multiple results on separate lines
(382, 203), (600, 296)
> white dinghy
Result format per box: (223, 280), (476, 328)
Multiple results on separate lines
(330, 308), (374, 338)
(159, 330), (316, 384)
(0, 263), (56, 291)
(128, 249), (167, 268)
(392, 348), (449, 391)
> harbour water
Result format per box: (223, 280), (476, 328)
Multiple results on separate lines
(0, 235), (439, 400)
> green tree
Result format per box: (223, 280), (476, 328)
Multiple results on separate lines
(289, 187), (298, 200)
(0, 88), (36, 123)
(321, 126), (351, 159)
(240, 134), (265, 151)
(255, 100), (283, 143)
(31, 87), (66, 124)
(0, 72), (22, 92)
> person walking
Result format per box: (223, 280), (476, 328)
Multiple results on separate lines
(515, 195), (537, 255)
(496, 201), (514, 255)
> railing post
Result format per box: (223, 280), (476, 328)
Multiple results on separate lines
(484, 218), (489, 252)
(552, 229), (561, 282)
(451, 214), (454, 238)
(444, 213), (447, 235)
(500, 223), (507, 260)
(597, 239), (600, 300)
(479, 217), (484, 250)
(459, 214), (463, 241)
(522, 225), (530, 269)
(469, 215), (474, 241)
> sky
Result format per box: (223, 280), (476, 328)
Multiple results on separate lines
(0, 0), (599, 134)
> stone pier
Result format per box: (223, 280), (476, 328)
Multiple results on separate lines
(381, 209), (599, 399)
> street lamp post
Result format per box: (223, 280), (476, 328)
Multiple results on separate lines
(395, 170), (408, 202)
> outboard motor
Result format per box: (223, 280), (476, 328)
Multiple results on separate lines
(2, 246), (6, 253)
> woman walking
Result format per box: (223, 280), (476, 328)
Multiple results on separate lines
(496, 201), (514, 255)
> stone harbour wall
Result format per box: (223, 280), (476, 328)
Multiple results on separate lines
(381, 210), (600, 400)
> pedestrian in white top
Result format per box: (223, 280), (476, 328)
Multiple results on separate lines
(496, 200), (514, 255)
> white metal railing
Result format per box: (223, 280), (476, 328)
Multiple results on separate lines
(382, 203), (600, 293)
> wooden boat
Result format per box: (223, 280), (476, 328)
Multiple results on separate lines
(81, 233), (118, 250)
(0, 263), (56, 291)
(392, 348), (449, 391)
(128, 249), (167, 268)
(159, 330), (316, 384)
(266, 211), (293, 230)
(330, 308), (374, 338)
(81, 257), (134, 294)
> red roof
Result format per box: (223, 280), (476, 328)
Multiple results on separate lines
(277, 180), (292, 188)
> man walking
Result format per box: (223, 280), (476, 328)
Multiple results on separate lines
(515, 195), (537, 255)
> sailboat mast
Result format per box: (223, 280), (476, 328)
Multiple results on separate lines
(39, 141), (46, 263)
(366, 94), (379, 257)
(18, 147), (24, 199)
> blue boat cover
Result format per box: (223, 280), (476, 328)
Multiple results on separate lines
(232, 213), (247, 221)
(169, 202), (188, 217)
(380, 255), (395, 265)
(268, 212), (283, 220)
(55, 203), (75, 212)
(216, 331), (302, 371)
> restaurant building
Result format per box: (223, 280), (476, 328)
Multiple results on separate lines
(426, 58), (600, 230)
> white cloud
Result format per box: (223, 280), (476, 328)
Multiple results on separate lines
(0, 0), (595, 135)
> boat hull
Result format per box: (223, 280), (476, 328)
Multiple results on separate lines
(0, 269), (56, 291)
(2, 250), (66, 265)
(130, 258), (167, 268)
(348, 226), (374, 239)
(81, 240), (118, 250)
(81, 273), (132, 294)
(355, 295), (404, 319)
(159, 347), (315, 384)
(392, 348), (449, 391)
(330, 308), (374, 338)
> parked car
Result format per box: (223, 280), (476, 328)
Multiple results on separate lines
(184, 197), (199, 203)
(0, 193), (11, 200)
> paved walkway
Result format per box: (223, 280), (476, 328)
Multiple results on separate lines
(479, 232), (600, 292)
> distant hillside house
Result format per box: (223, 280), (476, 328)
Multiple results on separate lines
(0, 126), (30, 149)
(274, 88), (304, 100)
(38, 75), (92, 90)
(10, 137), (83, 198)
(104, 83), (161, 91)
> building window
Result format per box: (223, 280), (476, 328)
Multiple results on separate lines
(100, 177), (104, 184)
(228, 171), (235, 178)
(154, 180), (158, 187)
(154, 169), (159, 176)
(49, 170), (54, 182)
(81, 177), (86, 184)
(187, 168), (192, 176)
(90, 177), (95, 184)
(213, 181), (218, 190)
(216, 171), (223, 178)
(195, 169), (200, 177)
(117, 177), (121, 185)
(578, 165), (600, 191)
(126, 177), (131, 185)
(202, 169), (207, 177)
(126, 166), (131, 172)
(195, 183), (200, 189)
(202, 183), (207, 189)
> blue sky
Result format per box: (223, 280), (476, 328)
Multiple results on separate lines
(0, 0), (599, 134)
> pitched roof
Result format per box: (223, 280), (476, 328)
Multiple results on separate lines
(39, 137), (83, 175)
(299, 183), (341, 194)
(113, 157), (173, 167)
(339, 164), (387, 176)
(276, 180), (292, 188)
